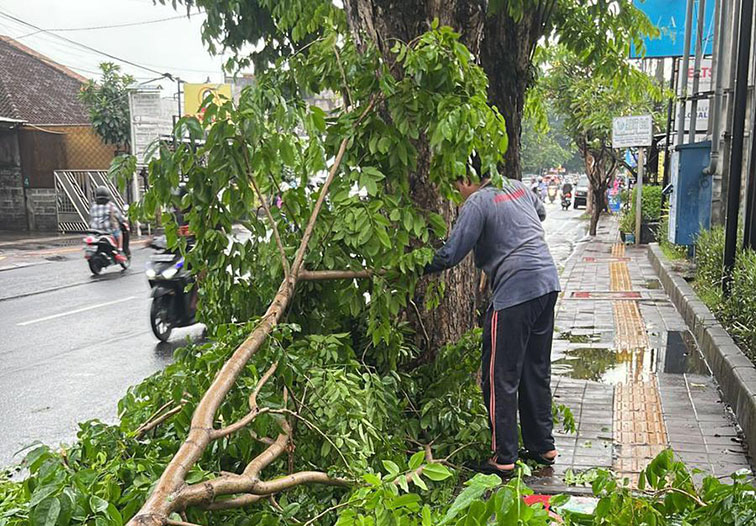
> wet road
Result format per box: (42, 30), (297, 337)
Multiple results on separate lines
(0, 202), (584, 468)
(0, 244), (202, 467)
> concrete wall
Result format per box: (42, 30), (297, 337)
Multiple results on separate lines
(0, 128), (26, 231)
(25, 188), (57, 231)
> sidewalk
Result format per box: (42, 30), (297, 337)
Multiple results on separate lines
(529, 216), (753, 493)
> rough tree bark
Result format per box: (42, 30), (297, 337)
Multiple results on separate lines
(480, 1), (557, 182)
(582, 145), (617, 236)
(345, 0), (488, 357)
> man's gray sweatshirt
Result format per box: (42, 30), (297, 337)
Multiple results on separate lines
(426, 180), (560, 311)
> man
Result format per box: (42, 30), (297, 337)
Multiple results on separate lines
(425, 174), (560, 476)
(90, 185), (127, 263)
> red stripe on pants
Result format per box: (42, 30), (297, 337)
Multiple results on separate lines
(490, 310), (498, 452)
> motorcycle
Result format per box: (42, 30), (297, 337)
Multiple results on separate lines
(547, 184), (558, 203)
(83, 222), (130, 275)
(145, 252), (196, 342)
(561, 192), (572, 211)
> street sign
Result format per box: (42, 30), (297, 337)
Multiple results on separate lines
(612, 115), (653, 148)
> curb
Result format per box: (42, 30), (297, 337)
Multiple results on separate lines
(647, 243), (756, 457)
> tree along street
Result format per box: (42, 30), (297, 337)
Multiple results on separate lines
(0, 204), (584, 469)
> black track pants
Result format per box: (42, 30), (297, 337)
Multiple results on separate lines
(481, 292), (558, 464)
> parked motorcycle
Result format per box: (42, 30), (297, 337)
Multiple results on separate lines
(561, 192), (572, 211)
(145, 252), (196, 342)
(83, 222), (130, 275)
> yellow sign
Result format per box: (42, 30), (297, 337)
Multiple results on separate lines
(183, 83), (232, 117)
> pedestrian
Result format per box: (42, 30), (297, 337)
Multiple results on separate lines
(425, 171), (561, 477)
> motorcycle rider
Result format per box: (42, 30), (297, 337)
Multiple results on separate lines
(89, 186), (127, 263)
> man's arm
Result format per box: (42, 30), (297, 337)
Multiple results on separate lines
(534, 197), (546, 221)
(425, 201), (484, 274)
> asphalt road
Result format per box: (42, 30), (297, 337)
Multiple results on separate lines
(0, 244), (203, 467)
(0, 201), (585, 468)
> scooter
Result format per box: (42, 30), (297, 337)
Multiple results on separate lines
(83, 222), (130, 275)
(145, 252), (196, 342)
(561, 192), (572, 211)
(547, 185), (558, 203)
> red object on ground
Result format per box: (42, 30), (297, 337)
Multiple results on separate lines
(523, 495), (562, 522)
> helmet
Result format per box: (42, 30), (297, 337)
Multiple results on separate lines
(94, 185), (111, 205)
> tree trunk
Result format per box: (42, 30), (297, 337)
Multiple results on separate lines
(344, 0), (488, 356)
(479, 4), (553, 181)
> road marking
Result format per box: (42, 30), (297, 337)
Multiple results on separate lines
(17, 296), (138, 326)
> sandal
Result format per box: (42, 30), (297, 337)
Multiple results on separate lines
(466, 459), (516, 479)
(519, 449), (557, 466)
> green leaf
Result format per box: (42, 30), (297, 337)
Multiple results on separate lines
(90, 495), (109, 514)
(409, 450), (426, 470)
(423, 463), (452, 481)
(382, 460), (400, 476)
(31, 497), (60, 526)
(411, 472), (428, 491)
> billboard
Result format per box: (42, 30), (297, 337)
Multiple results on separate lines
(631, 0), (715, 58)
(128, 88), (174, 165)
(183, 83), (232, 118)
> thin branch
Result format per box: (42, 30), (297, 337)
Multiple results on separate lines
(333, 43), (353, 108)
(302, 500), (354, 526)
(135, 403), (186, 438)
(166, 520), (203, 526)
(299, 269), (372, 280)
(210, 362), (279, 440)
(270, 408), (351, 473)
(646, 487), (706, 507)
(409, 299), (430, 348)
(240, 144), (291, 278)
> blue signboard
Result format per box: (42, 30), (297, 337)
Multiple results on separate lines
(631, 0), (715, 58)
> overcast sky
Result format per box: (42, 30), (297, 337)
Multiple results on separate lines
(0, 0), (235, 87)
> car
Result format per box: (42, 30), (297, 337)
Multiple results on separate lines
(574, 176), (589, 209)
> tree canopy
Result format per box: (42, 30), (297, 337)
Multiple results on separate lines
(79, 62), (135, 153)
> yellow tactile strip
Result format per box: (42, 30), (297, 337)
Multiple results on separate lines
(613, 300), (649, 351)
(610, 261), (632, 292)
(608, 243), (667, 482)
(613, 380), (668, 479)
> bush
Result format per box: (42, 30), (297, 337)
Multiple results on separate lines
(694, 226), (756, 360)
(694, 226), (725, 308)
(723, 249), (756, 358)
(618, 185), (662, 233)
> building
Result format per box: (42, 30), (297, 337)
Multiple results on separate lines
(0, 35), (115, 231)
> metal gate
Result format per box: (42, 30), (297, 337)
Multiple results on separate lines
(54, 170), (126, 233)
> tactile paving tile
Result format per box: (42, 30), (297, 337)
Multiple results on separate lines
(608, 243), (667, 482)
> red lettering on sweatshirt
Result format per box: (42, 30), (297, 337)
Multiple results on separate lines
(493, 188), (526, 204)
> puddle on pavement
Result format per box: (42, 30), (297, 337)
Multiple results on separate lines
(553, 347), (618, 382)
(557, 330), (602, 344)
(644, 279), (661, 289)
(662, 330), (709, 375)
(554, 330), (710, 384)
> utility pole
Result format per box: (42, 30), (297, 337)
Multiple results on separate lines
(689, 0), (708, 144)
(676, 0), (696, 147)
(635, 148), (645, 246)
(724, 0), (754, 292)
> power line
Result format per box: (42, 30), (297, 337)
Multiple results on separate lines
(15, 12), (204, 39)
(0, 8), (171, 77)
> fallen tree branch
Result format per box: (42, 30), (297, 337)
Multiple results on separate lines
(127, 97), (376, 526)
(166, 520), (203, 526)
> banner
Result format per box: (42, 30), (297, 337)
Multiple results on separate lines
(128, 88), (174, 165)
(183, 83), (232, 118)
(630, 0), (715, 58)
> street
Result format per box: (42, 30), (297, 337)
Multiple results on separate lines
(0, 202), (585, 468)
(0, 242), (203, 467)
